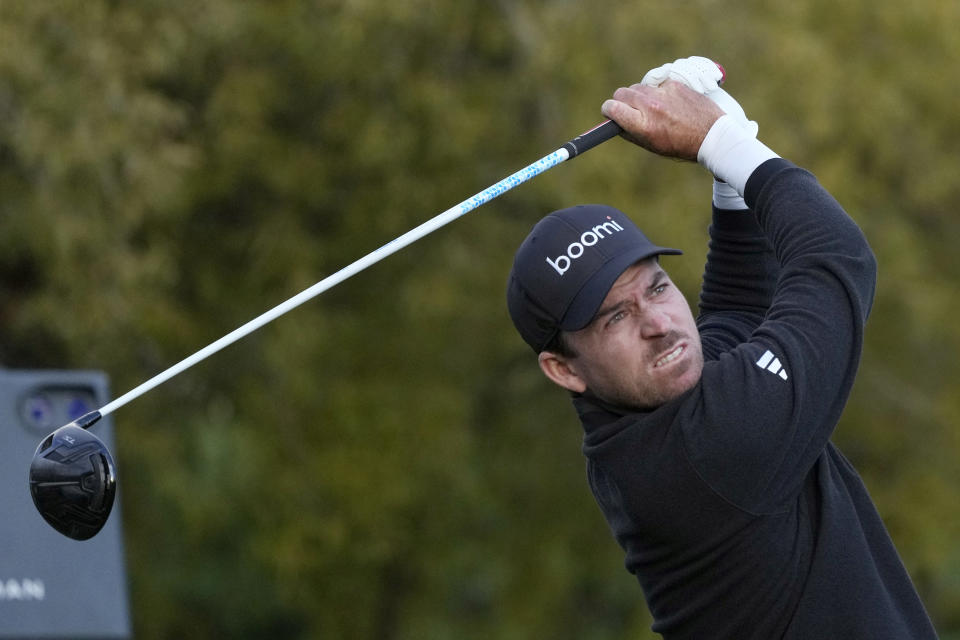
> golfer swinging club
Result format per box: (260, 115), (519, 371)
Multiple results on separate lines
(507, 57), (938, 638)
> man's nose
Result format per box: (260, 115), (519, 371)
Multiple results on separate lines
(640, 309), (671, 339)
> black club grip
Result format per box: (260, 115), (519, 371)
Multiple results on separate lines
(561, 120), (622, 158)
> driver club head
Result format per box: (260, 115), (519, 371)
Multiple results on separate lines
(29, 411), (116, 541)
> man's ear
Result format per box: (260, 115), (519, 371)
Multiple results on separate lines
(538, 351), (587, 394)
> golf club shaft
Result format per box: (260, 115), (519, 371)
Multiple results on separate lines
(96, 120), (621, 419)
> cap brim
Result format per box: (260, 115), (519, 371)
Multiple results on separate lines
(559, 245), (682, 332)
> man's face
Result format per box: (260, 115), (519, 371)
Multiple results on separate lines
(543, 258), (703, 411)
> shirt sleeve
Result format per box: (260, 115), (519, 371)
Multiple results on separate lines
(681, 158), (877, 514)
(696, 207), (780, 361)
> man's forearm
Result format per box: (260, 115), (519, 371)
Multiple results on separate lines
(698, 206), (779, 318)
(696, 204), (780, 359)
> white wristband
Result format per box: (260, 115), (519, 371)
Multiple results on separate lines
(712, 180), (749, 211)
(698, 115), (779, 196)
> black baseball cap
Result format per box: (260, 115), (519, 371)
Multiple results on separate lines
(506, 204), (682, 352)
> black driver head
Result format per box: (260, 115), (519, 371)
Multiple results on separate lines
(29, 411), (116, 541)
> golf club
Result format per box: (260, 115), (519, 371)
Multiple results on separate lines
(29, 119), (623, 540)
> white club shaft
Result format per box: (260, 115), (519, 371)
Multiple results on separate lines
(97, 148), (572, 417)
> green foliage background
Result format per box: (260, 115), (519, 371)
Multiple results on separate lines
(1, 0), (958, 637)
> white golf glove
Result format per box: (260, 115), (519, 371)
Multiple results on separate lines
(642, 56), (758, 209)
(641, 56), (758, 136)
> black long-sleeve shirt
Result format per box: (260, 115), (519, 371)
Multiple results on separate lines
(576, 159), (938, 638)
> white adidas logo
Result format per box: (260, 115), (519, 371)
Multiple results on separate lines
(756, 350), (788, 380)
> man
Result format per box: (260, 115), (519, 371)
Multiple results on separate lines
(506, 57), (938, 639)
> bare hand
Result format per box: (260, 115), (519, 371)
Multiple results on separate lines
(601, 80), (725, 161)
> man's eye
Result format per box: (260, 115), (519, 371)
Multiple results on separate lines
(608, 311), (627, 325)
(653, 284), (668, 295)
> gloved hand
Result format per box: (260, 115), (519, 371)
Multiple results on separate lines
(641, 56), (758, 137)
(642, 56), (758, 210)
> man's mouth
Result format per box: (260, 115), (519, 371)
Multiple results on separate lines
(654, 344), (685, 368)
